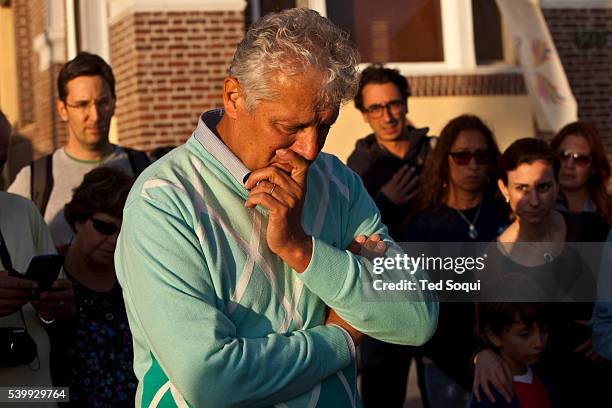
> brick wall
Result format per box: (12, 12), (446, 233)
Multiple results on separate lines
(543, 7), (612, 156)
(110, 10), (244, 151)
(11, 0), (67, 164)
(408, 73), (525, 96)
(13, 0), (34, 127)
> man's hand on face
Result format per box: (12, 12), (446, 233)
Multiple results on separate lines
(244, 148), (312, 272)
(380, 164), (419, 206)
(0, 271), (36, 317)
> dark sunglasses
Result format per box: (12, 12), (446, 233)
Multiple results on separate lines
(558, 150), (592, 165)
(448, 150), (490, 165)
(91, 218), (120, 236)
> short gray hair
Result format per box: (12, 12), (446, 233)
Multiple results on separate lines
(229, 8), (360, 111)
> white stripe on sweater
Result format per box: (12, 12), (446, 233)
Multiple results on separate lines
(188, 156), (302, 332)
(321, 155), (350, 202)
(307, 383), (322, 408)
(229, 211), (262, 315)
(142, 179), (187, 200)
(336, 371), (356, 408)
(289, 279), (305, 329)
(147, 381), (188, 408)
(309, 164), (329, 238)
(170, 384), (189, 408)
(148, 381), (171, 408)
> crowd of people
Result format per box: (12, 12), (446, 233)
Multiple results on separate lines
(0, 52), (144, 408)
(0, 7), (610, 408)
(349, 62), (612, 408)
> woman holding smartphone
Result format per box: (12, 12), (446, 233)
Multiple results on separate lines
(43, 166), (136, 408)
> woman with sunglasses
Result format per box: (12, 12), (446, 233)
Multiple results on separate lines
(406, 114), (507, 242)
(472, 138), (610, 408)
(403, 115), (509, 408)
(43, 166), (136, 407)
(550, 121), (611, 223)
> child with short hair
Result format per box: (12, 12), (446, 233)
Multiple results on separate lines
(471, 303), (553, 408)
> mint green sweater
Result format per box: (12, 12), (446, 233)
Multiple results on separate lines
(116, 128), (437, 407)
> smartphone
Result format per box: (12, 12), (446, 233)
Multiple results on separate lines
(24, 254), (64, 293)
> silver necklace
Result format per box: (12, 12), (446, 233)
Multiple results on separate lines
(455, 201), (483, 239)
(523, 228), (555, 263)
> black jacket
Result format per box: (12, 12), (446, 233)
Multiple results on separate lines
(346, 125), (432, 239)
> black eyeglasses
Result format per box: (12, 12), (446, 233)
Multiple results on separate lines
(363, 100), (405, 119)
(91, 218), (120, 236)
(558, 150), (592, 166)
(449, 150), (490, 165)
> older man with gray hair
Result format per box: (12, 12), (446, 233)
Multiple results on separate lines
(116, 8), (437, 407)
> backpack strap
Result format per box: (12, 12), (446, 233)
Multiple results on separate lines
(124, 147), (151, 177)
(30, 154), (54, 215)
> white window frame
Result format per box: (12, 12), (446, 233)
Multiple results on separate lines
(63, 0), (111, 62)
(33, 0), (67, 72)
(308, 0), (520, 76)
(76, 0), (111, 62)
(74, 0), (247, 64)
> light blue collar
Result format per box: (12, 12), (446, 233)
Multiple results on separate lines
(193, 109), (251, 185)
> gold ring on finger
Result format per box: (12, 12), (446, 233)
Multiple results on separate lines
(269, 183), (276, 195)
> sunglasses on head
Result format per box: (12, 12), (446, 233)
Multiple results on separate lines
(91, 218), (120, 236)
(448, 150), (490, 165)
(558, 150), (592, 165)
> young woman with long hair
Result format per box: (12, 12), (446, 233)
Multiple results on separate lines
(404, 115), (509, 408)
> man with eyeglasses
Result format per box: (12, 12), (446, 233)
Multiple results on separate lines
(347, 64), (433, 407)
(348, 64), (432, 239)
(8, 52), (149, 253)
